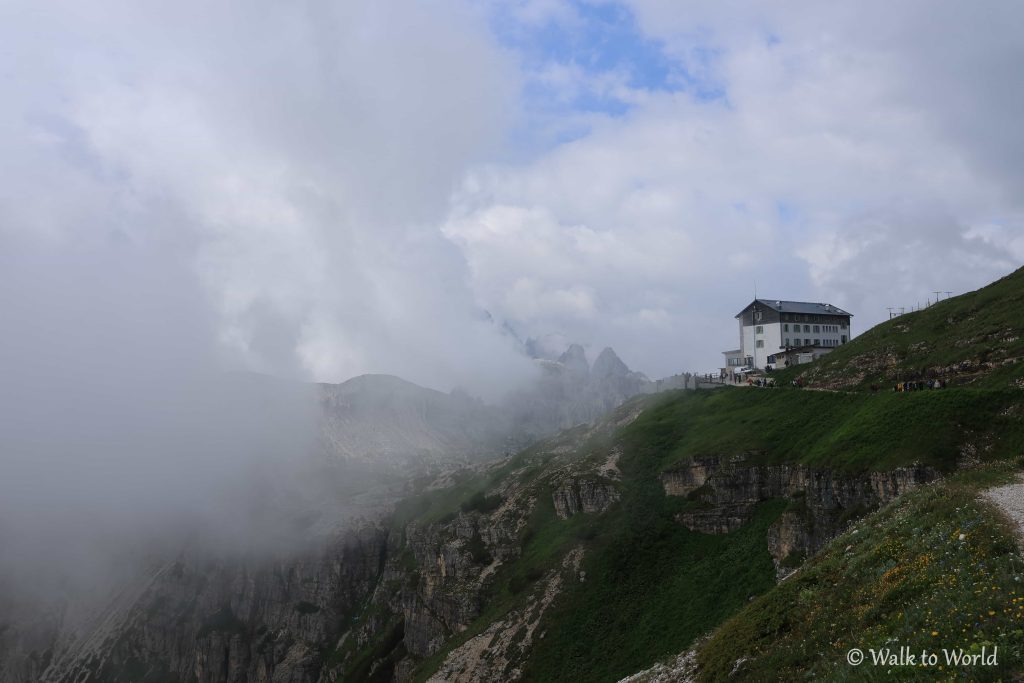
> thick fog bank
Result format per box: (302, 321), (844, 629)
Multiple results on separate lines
(0, 239), (333, 599)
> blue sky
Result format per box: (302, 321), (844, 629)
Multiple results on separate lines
(490, 0), (724, 143)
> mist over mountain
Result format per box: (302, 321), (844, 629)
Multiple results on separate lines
(315, 343), (666, 468)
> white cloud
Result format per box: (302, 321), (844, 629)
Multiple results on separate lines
(0, 0), (534, 395)
(440, 1), (1024, 375)
(3, 0), (1023, 385)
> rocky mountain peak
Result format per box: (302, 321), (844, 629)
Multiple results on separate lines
(558, 343), (590, 377)
(591, 347), (630, 379)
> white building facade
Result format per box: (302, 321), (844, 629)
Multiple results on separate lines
(728, 299), (853, 371)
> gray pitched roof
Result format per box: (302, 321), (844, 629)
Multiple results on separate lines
(738, 299), (852, 317)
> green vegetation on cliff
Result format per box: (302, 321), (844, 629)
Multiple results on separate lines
(391, 395), (787, 683)
(696, 466), (1024, 681)
(518, 409), (784, 682)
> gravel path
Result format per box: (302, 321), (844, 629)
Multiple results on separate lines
(983, 474), (1024, 539)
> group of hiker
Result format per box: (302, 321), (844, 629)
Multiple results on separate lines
(724, 373), (949, 392)
(893, 378), (947, 392)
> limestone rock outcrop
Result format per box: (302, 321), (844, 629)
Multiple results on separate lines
(661, 455), (937, 575)
(551, 479), (620, 518)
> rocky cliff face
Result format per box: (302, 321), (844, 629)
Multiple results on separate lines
(661, 455), (938, 574)
(1, 385), (942, 683)
(0, 368), (651, 683)
(551, 479), (620, 519)
(321, 407), (638, 682)
(26, 524), (390, 683)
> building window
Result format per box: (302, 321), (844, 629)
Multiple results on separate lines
(805, 338), (811, 345)
(784, 338), (790, 346)
(756, 340), (764, 348)
(783, 324), (789, 332)
(803, 325), (810, 332)
(755, 325), (763, 334)
(841, 335), (847, 343)
(813, 325), (820, 333)
(814, 339), (820, 346)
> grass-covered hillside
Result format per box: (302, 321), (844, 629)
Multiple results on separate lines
(694, 465), (1024, 682)
(792, 265), (1024, 390)
(378, 382), (1024, 681)
(627, 385), (1024, 473)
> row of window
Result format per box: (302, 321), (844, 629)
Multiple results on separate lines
(781, 313), (845, 324)
(782, 323), (846, 333)
(755, 323), (848, 336)
(751, 337), (849, 352)
(782, 337), (846, 347)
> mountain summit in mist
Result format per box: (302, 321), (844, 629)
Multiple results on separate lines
(315, 345), (668, 469)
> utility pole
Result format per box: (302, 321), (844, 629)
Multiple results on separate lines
(887, 306), (894, 320)
(945, 291), (953, 300)
(933, 291), (941, 307)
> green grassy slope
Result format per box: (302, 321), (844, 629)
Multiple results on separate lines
(695, 465), (1024, 681)
(518, 403), (784, 682)
(792, 265), (1024, 390)
(623, 386), (1024, 473)
(385, 395), (787, 683)
(392, 375), (1023, 680)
